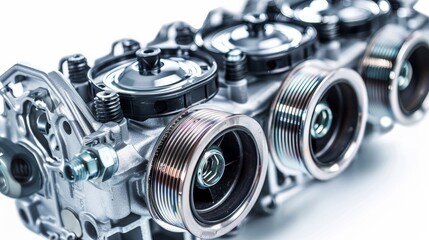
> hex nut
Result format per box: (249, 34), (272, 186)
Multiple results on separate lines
(84, 144), (119, 182)
(76, 151), (99, 179)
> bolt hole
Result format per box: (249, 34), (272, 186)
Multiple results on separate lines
(97, 84), (106, 89)
(19, 209), (29, 224)
(84, 221), (98, 240)
(266, 60), (277, 71)
(63, 121), (72, 135)
(64, 165), (75, 182)
(154, 101), (167, 114)
(143, 49), (154, 54)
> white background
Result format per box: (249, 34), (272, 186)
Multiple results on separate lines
(0, 0), (428, 239)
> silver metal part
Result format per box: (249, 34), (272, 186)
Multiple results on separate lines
(268, 60), (368, 180)
(360, 24), (429, 125)
(146, 107), (268, 239)
(1, 1), (428, 240)
(196, 147), (226, 189)
(64, 144), (119, 183)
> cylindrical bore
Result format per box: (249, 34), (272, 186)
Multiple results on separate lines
(360, 25), (429, 125)
(146, 107), (268, 239)
(268, 60), (368, 180)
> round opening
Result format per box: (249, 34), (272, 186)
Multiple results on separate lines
(191, 129), (258, 224)
(398, 44), (429, 115)
(310, 82), (359, 166)
(266, 60), (277, 71)
(84, 221), (98, 239)
(19, 209), (29, 224)
(63, 121), (72, 135)
(11, 155), (33, 184)
(64, 165), (75, 182)
(143, 49), (154, 54)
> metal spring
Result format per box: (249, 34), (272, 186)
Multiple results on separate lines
(148, 108), (232, 229)
(360, 26), (407, 119)
(94, 91), (124, 123)
(269, 65), (330, 172)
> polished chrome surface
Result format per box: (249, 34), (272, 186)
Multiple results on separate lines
(146, 107), (268, 239)
(268, 61), (368, 180)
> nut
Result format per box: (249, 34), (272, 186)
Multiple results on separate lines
(85, 144), (119, 182)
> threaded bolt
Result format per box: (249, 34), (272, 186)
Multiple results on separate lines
(224, 49), (248, 81)
(94, 91), (124, 123)
(64, 150), (99, 183)
(66, 54), (90, 83)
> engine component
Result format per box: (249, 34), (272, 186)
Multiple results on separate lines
(283, 0), (391, 41)
(0, 138), (42, 198)
(195, 11), (318, 75)
(360, 24), (429, 125)
(89, 47), (218, 120)
(268, 61), (368, 180)
(146, 107), (267, 239)
(1, 1), (429, 240)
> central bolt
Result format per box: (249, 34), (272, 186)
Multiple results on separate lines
(136, 47), (162, 75)
(311, 102), (333, 139)
(398, 60), (413, 90)
(196, 148), (225, 189)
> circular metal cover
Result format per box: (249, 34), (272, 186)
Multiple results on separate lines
(89, 48), (218, 120)
(196, 12), (318, 75)
(288, 0), (391, 40)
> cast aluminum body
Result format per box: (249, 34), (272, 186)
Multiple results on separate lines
(0, 0), (428, 240)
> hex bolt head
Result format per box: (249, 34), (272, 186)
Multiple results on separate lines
(63, 144), (119, 183)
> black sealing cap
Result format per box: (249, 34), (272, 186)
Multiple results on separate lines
(136, 48), (162, 74)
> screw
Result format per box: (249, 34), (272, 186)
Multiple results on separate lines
(64, 150), (99, 183)
(311, 102), (333, 139)
(64, 144), (119, 183)
(224, 49), (248, 82)
(94, 91), (124, 123)
(60, 54), (90, 83)
(196, 147), (225, 189)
